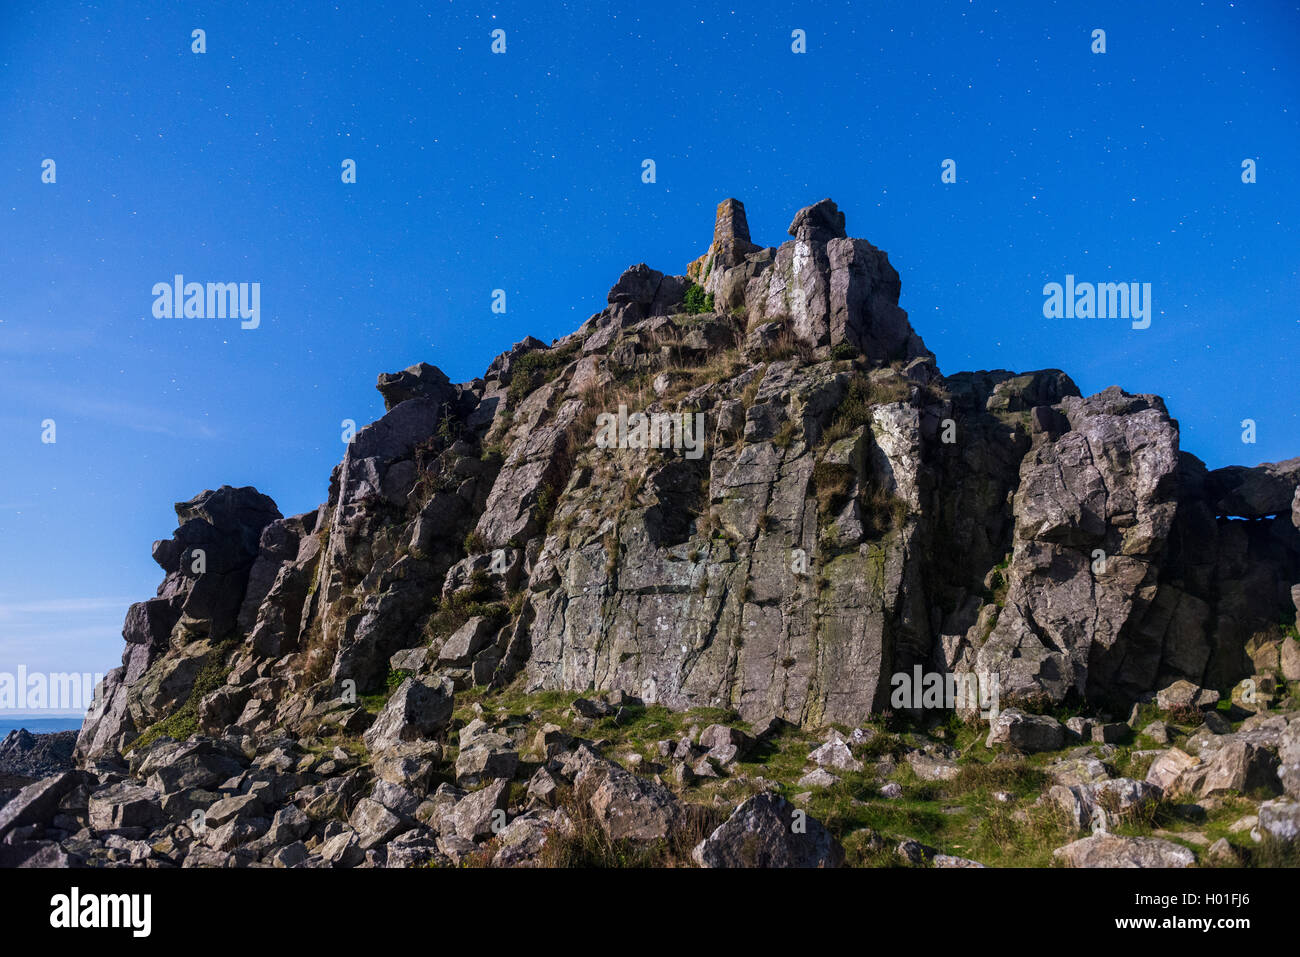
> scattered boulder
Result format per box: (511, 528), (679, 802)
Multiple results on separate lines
(87, 783), (163, 831)
(693, 793), (843, 868)
(807, 737), (863, 772)
(588, 767), (680, 843)
(362, 677), (455, 752)
(1053, 834), (1195, 868)
(1146, 748), (1201, 792)
(986, 709), (1065, 753)
(0, 771), (88, 841)
(1157, 680), (1219, 713)
(452, 780), (510, 842)
(349, 798), (410, 850)
(1257, 798), (1300, 843)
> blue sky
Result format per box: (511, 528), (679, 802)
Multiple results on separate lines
(1, 0), (1297, 704)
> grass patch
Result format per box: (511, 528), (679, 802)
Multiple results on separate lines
(127, 641), (236, 752)
(823, 375), (912, 444)
(507, 343), (578, 407)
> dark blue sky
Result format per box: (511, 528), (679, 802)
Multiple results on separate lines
(2, 0), (1297, 693)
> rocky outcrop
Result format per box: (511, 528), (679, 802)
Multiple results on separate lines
(1207, 458), (1300, 518)
(74, 198), (1300, 762)
(39, 197), (1297, 870)
(76, 487), (281, 760)
(689, 198), (761, 298)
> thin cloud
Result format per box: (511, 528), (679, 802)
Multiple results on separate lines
(0, 377), (221, 440)
(0, 597), (132, 618)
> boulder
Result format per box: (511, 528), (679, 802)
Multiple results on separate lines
(1189, 739), (1280, 798)
(0, 771), (88, 841)
(787, 198), (847, 243)
(1257, 798), (1300, 843)
(362, 677), (455, 752)
(349, 798), (411, 849)
(454, 733), (519, 787)
(1053, 834), (1195, 868)
(452, 780), (509, 842)
(807, 738), (863, 772)
(1157, 680), (1220, 713)
(1145, 748), (1201, 792)
(797, 768), (839, 789)
(1205, 458), (1300, 518)
(698, 724), (754, 764)
(587, 767), (680, 843)
(204, 792), (265, 827)
(985, 709), (1065, 753)
(437, 616), (500, 668)
(693, 793), (844, 868)
(87, 783), (163, 831)
(319, 829), (364, 868)
(375, 362), (456, 413)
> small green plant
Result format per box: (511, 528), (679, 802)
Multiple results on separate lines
(386, 668), (414, 690)
(535, 483), (556, 532)
(436, 408), (461, 444)
(128, 641), (235, 752)
(830, 343), (858, 360)
(682, 283), (715, 315)
(464, 530), (486, 554)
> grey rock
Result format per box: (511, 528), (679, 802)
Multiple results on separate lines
(1053, 834), (1195, 868)
(587, 767), (680, 843)
(349, 798), (411, 849)
(452, 780), (509, 842)
(0, 771), (88, 841)
(985, 709), (1065, 753)
(319, 829), (364, 868)
(807, 738), (863, 772)
(87, 783), (163, 831)
(797, 768), (840, 789)
(1157, 680), (1219, 713)
(1257, 798), (1300, 843)
(362, 677), (455, 752)
(692, 792), (843, 868)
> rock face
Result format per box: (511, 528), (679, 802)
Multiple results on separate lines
(73, 197), (1300, 758)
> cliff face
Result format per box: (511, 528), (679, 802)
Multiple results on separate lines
(77, 198), (1300, 761)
